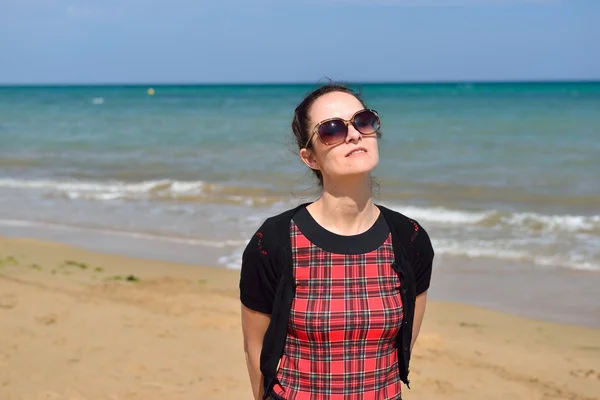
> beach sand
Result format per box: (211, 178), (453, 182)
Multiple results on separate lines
(1, 236), (599, 400)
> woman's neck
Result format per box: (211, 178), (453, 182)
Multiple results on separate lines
(307, 178), (379, 236)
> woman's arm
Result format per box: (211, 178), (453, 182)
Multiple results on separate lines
(241, 304), (271, 400)
(411, 290), (428, 351)
(410, 219), (434, 352)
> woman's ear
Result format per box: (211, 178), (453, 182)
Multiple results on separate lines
(299, 148), (320, 171)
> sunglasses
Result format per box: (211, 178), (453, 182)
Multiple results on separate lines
(305, 109), (381, 147)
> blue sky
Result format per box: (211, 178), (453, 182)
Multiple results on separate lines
(0, 0), (598, 84)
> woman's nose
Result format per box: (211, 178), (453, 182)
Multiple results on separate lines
(345, 124), (361, 143)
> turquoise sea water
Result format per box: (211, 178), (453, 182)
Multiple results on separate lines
(1, 82), (599, 273)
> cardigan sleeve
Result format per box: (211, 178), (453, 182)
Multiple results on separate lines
(412, 221), (435, 296)
(239, 225), (279, 315)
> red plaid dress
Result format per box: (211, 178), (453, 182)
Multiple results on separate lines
(272, 208), (403, 399)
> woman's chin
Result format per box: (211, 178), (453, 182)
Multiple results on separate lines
(345, 160), (379, 175)
(333, 166), (378, 182)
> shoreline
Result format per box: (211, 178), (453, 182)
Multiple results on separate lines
(2, 222), (599, 329)
(1, 234), (599, 400)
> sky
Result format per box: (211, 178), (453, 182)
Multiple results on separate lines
(0, 0), (599, 84)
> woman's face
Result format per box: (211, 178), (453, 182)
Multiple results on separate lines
(300, 91), (380, 185)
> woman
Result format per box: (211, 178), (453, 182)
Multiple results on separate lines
(240, 83), (434, 400)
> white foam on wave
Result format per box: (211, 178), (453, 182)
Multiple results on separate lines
(0, 177), (182, 193)
(433, 238), (529, 261)
(502, 212), (600, 233)
(66, 192), (124, 201)
(387, 204), (492, 224)
(0, 177), (285, 206)
(383, 202), (600, 235)
(218, 247), (246, 270)
(0, 178), (206, 200)
(432, 238), (600, 272)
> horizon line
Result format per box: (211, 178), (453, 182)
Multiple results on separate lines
(0, 78), (600, 88)
(1, 78), (600, 87)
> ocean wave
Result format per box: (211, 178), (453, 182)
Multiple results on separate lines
(386, 204), (600, 235)
(2, 178), (599, 236)
(499, 212), (600, 233)
(432, 238), (600, 272)
(0, 177), (204, 195)
(391, 205), (492, 224)
(0, 177), (288, 207)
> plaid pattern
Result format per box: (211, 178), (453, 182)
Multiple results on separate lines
(273, 221), (403, 400)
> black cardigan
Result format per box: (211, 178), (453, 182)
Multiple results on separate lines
(239, 203), (435, 399)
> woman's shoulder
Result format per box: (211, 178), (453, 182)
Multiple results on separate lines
(244, 203), (310, 253)
(377, 204), (423, 231)
(377, 204), (434, 254)
(240, 205), (310, 314)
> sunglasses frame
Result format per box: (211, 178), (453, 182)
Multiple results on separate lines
(304, 108), (381, 148)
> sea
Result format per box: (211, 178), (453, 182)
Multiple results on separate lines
(1, 82), (599, 325)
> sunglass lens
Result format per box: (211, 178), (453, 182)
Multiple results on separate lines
(318, 119), (348, 145)
(354, 110), (380, 134)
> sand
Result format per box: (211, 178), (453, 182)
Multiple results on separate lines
(1, 235), (599, 400)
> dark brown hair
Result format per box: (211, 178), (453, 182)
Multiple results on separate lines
(291, 82), (373, 187)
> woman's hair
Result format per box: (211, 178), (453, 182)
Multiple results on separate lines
(291, 82), (368, 187)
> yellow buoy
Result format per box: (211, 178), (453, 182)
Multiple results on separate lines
(147, 88), (155, 96)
